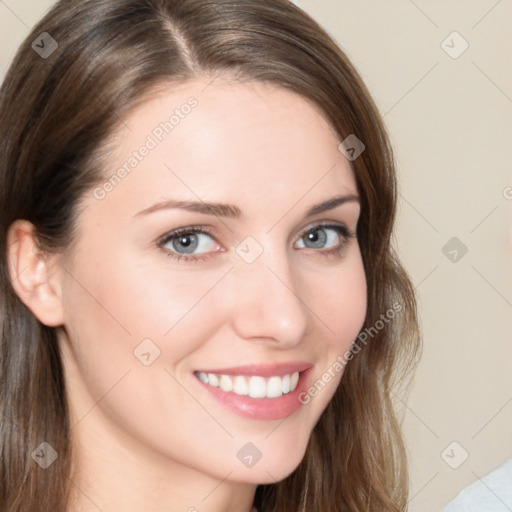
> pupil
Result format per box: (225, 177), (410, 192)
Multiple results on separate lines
(172, 233), (198, 253)
(306, 228), (326, 248)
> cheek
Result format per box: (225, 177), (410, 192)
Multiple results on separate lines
(298, 249), (367, 404)
(61, 256), (244, 475)
(309, 250), (368, 345)
(59, 250), (210, 407)
(254, 253), (368, 478)
(70, 257), (226, 356)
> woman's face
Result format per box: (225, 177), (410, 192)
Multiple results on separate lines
(57, 79), (367, 484)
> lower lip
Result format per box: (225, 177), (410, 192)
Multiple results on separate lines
(194, 368), (312, 421)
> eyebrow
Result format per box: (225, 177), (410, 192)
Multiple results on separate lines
(134, 194), (359, 219)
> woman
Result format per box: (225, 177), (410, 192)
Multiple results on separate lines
(0, 0), (421, 510)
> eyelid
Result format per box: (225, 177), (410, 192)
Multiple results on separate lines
(299, 220), (356, 239)
(157, 225), (217, 245)
(157, 221), (356, 262)
(157, 222), (355, 246)
(157, 225), (222, 263)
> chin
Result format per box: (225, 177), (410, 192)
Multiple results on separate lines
(229, 445), (308, 485)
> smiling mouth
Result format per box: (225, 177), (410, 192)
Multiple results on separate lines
(193, 371), (300, 399)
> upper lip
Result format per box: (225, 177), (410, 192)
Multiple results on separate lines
(194, 362), (312, 377)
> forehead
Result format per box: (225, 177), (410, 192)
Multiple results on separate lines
(86, 78), (357, 223)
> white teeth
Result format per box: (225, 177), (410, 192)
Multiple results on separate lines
(267, 376), (283, 398)
(207, 373), (219, 387)
(197, 371), (208, 384)
(281, 374), (291, 394)
(290, 371), (299, 391)
(219, 374), (233, 392)
(195, 371), (301, 399)
(248, 376), (266, 398)
(233, 376), (249, 395)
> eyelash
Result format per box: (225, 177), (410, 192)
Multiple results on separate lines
(157, 222), (356, 263)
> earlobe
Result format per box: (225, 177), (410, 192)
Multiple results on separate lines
(7, 220), (65, 327)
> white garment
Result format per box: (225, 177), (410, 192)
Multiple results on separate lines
(442, 458), (512, 512)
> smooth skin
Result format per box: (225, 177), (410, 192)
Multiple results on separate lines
(8, 78), (367, 512)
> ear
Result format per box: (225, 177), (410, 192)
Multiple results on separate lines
(7, 220), (65, 327)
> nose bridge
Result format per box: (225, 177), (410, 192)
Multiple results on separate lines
(228, 239), (309, 346)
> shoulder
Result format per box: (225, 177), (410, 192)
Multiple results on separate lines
(442, 458), (512, 512)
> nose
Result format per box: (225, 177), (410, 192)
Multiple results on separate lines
(227, 246), (309, 348)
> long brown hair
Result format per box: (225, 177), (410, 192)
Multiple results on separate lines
(0, 0), (421, 510)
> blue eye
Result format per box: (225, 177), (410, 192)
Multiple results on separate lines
(295, 224), (349, 251)
(158, 223), (354, 263)
(159, 226), (219, 261)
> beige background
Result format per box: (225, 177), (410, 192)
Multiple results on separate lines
(1, 1), (511, 510)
